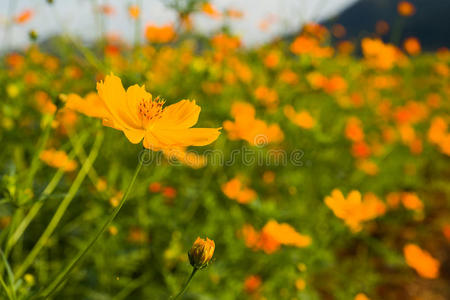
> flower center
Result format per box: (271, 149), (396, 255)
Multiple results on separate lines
(138, 96), (164, 127)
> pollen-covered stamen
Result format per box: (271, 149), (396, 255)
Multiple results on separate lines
(138, 96), (165, 127)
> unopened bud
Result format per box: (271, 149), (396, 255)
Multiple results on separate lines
(188, 237), (215, 269)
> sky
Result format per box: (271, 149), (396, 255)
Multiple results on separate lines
(0, 0), (359, 50)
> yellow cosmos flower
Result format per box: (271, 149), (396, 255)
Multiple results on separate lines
(66, 74), (221, 151)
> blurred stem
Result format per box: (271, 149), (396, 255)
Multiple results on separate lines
(14, 132), (104, 280)
(134, 0), (142, 48)
(65, 34), (107, 72)
(23, 114), (55, 192)
(5, 132), (89, 255)
(390, 17), (405, 46)
(39, 149), (145, 298)
(173, 268), (197, 300)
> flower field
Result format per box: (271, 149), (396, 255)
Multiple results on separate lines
(0, 1), (449, 299)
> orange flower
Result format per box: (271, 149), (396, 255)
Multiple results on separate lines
(226, 9), (243, 19)
(244, 275), (262, 294)
(284, 106), (315, 129)
(145, 24), (176, 43)
(401, 192), (423, 211)
(14, 10), (33, 24)
(337, 41), (355, 56)
(222, 178), (257, 204)
(356, 160), (379, 175)
(261, 220), (311, 250)
(331, 24), (346, 38)
(403, 37), (421, 55)
(67, 74), (220, 151)
(398, 1), (416, 17)
(128, 5), (140, 19)
(99, 4), (115, 15)
(403, 244), (440, 279)
(442, 224), (450, 242)
(40, 149), (77, 172)
(241, 221), (311, 254)
(279, 69), (298, 85)
(290, 35), (333, 58)
(295, 278), (306, 291)
(148, 182), (162, 193)
(223, 102), (283, 146)
(428, 117), (448, 145)
(375, 20), (390, 35)
(352, 141), (371, 159)
(362, 38), (400, 70)
(345, 117), (364, 142)
(162, 186), (177, 199)
(254, 86), (279, 108)
(201, 2), (221, 19)
(325, 189), (386, 232)
(211, 33), (241, 53)
(34, 91), (57, 115)
(386, 192), (401, 209)
(264, 51), (280, 68)
(355, 293), (370, 300)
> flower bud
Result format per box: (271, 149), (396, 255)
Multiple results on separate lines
(188, 237), (215, 269)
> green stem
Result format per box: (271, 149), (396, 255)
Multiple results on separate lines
(5, 133), (89, 255)
(173, 268), (198, 300)
(14, 132), (104, 279)
(40, 151), (145, 298)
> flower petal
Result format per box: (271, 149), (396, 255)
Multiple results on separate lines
(97, 74), (140, 130)
(126, 84), (152, 126)
(123, 128), (145, 144)
(144, 127), (221, 149)
(156, 100), (201, 129)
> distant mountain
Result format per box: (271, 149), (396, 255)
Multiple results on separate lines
(324, 0), (450, 50)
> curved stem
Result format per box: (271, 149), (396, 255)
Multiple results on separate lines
(40, 151), (145, 298)
(173, 268), (198, 300)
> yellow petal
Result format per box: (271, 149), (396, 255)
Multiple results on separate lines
(144, 127), (221, 149)
(65, 92), (110, 119)
(156, 100), (201, 129)
(97, 73), (140, 130)
(123, 129), (145, 144)
(126, 84), (152, 126)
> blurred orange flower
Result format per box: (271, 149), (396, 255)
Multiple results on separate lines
(290, 35), (333, 58)
(40, 149), (77, 172)
(355, 293), (370, 300)
(345, 117), (364, 142)
(222, 178), (257, 204)
(224, 102), (284, 146)
(145, 24), (176, 43)
(403, 37), (421, 55)
(201, 2), (221, 19)
(14, 10), (33, 24)
(254, 85), (279, 108)
(128, 5), (140, 19)
(284, 106), (315, 129)
(403, 244), (440, 279)
(398, 1), (416, 17)
(241, 220), (311, 254)
(325, 189), (386, 232)
(401, 192), (423, 211)
(244, 275), (262, 294)
(362, 38), (400, 70)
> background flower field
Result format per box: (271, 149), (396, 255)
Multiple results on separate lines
(0, 0), (449, 299)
